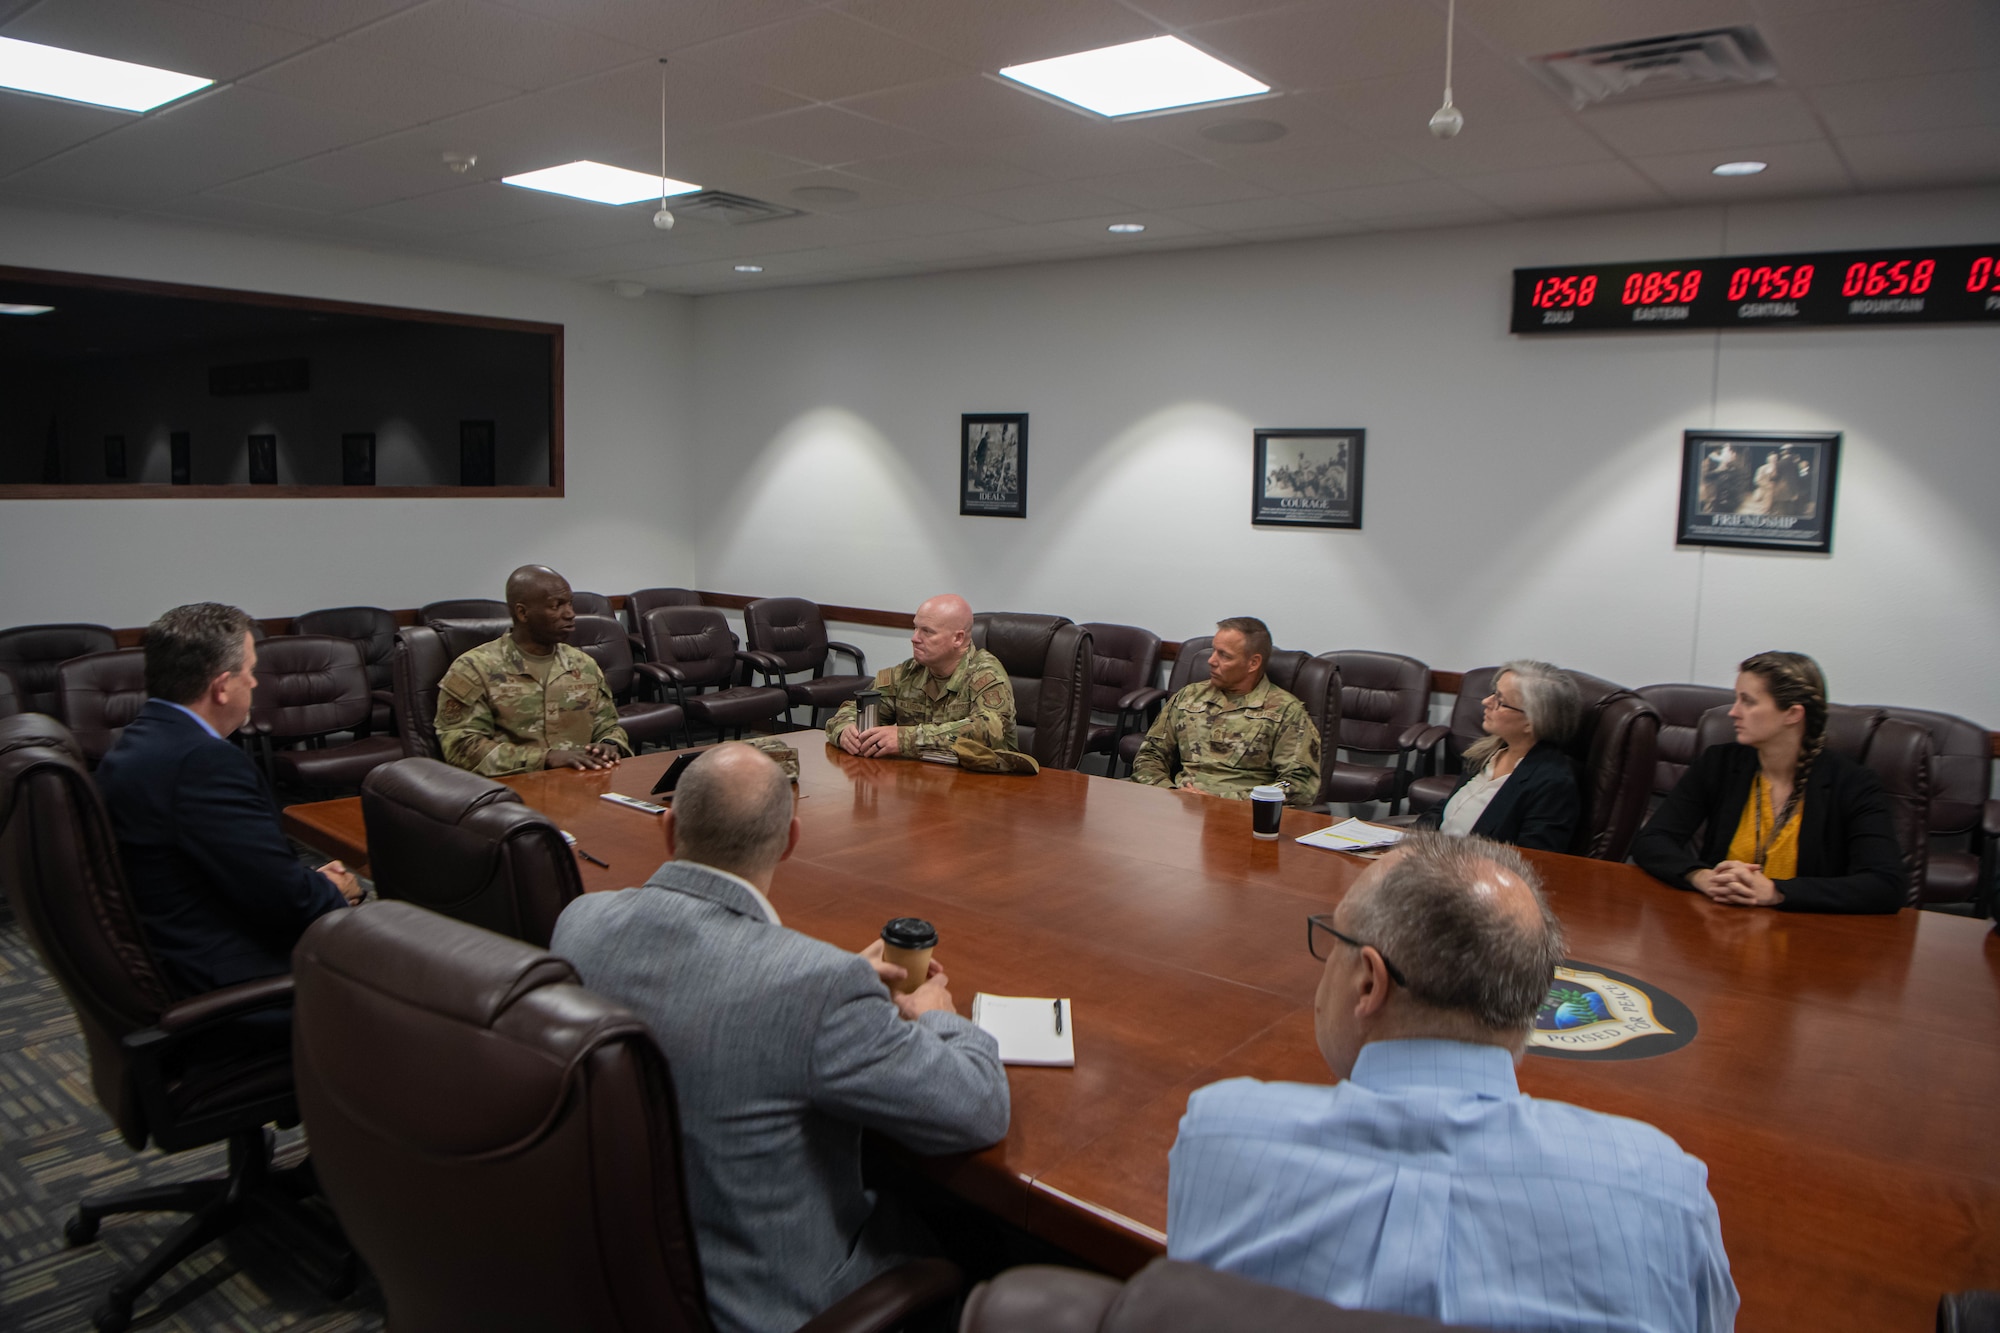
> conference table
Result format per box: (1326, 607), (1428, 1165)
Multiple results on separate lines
(284, 741), (2000, 1332)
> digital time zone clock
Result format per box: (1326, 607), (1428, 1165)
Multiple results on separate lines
(1512, 243), (2000, 333)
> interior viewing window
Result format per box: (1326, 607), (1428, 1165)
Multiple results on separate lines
(0, 265), (562, 497)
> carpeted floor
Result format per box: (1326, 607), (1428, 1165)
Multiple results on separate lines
(0, 890), (385, 1332)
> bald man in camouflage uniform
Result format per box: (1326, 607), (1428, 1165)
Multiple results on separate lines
(1131, 616), (1319, 807)
(826, 593), (1017, 759)
(436, 565), (632, 776)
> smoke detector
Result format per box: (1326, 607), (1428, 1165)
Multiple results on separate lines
(442, 151), (478, 174)
(1525, 27), (1776, 110)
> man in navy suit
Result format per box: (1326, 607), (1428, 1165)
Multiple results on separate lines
(96, 603), (359, 998)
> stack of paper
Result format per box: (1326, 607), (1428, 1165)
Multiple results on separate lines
(972, 994), (1075, 1067)
(1296, 818), (1407, 854)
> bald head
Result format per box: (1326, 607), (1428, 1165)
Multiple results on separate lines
(668, 743), (797, 882)
(506, 564), (567, 606)
(910, 594), (974, 677)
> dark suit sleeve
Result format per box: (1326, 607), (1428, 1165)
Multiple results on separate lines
(1410, 771), (1469, 830)
(171, 741), (349, 936)
(1508, 763), (1580, 852)
(1632, 747), (1727, 889)
(1777, 766), (1904, 914)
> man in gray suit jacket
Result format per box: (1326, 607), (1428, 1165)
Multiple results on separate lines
(551, 743), (1010, 1333)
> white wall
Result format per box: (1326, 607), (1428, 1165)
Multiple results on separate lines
(689, 186), (2000, 725)
(0, 203), (696, 627)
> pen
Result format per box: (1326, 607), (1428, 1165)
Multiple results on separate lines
(1053, 998), (1063, 1035)
(576, 848), (610, 869)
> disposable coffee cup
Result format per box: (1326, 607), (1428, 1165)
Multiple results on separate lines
(880, 917), (938, 995)
(1251, 785), (1286, 840)
(855, 688), (883, 733)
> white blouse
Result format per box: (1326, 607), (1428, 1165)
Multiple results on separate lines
(1439, 760), (1509, 836)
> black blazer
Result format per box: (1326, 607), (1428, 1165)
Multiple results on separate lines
(94, 699), (349, 995)
(1414, 742), (1580, 853)
(1630, 741), (1904, 914)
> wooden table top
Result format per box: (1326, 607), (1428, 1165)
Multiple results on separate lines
(284, 742), (2000, 1332)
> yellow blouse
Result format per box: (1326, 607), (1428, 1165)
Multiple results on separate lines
(1725, 774), (1803, 879)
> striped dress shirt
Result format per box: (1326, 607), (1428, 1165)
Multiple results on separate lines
(1167, 1040), (1737, 1333)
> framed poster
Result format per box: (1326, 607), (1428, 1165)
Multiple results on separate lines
(1253, 428), (1364, 528)
(1678, 429), (1839, 553)
(247, 433), (277, 485)
(960, 413), (1027, 518)
(341, 432), (376, 486)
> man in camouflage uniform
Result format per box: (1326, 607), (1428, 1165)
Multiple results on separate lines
(435, 565), (632, 776)
(825, 594), (1016, 760)
(1131, 616), (1319, 807)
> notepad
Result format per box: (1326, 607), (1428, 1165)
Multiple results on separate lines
(1296, 818), (1406, 854)
(972, 994), (1075, 1067)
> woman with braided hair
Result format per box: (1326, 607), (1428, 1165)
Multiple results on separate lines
(1632, 651), (1904, 913)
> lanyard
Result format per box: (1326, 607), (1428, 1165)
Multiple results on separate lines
(1751, 772), (1799, 864)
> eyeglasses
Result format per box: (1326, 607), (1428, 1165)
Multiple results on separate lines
(1484, 692), (1525, 715)
(1306, 914), (1406, 986)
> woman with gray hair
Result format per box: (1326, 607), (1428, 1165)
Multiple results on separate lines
(1414, 659), (1582, 852)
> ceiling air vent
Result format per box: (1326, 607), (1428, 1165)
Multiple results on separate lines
(1525, 27), (1777, 110)
(668, 190), (802, 225)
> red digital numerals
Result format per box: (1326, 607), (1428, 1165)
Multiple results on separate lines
(1531, 274), (1599, 308)
(1841, 258), (1935, 297)
(1727, 264), (1814, 300)
(1620, 269), (1701, 305)
(1967, 256), (2000, 293)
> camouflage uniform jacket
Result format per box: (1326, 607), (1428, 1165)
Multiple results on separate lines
(824, 647), (1018, 757)
(435, 634), (632, 776)
(1130, 675), (1320, 806)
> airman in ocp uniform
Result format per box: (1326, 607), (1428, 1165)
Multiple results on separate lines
(1131, 616), (1319, 806)
(826, 594), (1017, 759)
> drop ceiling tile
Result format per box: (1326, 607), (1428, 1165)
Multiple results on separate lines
(244, 41), (520, 124)
(841, 146), (1042, 196)
(148, 83), (405, 154)
(144, 191), (356, 231)
(1187, 0), (1446, 92)
(661, 139), (832, 188)
(0, 0), (315, 81)
(1453, 160), (1671, 215)
(1225, 218), (1369, 243)
(445, 205), (672, 259)
(834, 232), (1009, 266)
(984, 125), (1197, 179)
(256, 136), (499, 210)
(1311, 55), (1571, 134)
(832, 200), (1009, 237)
(339, 0), (647, 91)
(1044, 211), (1213, 241)
(166, 0), (426, 39)
(836, 75), (1092, 144)
(1628, 137), (1855, 200)
(1458, 0), (1761, 56)
(835, 0), (1155, 69)
(1810, 68), (2000, 138)
(1079, 161), (1271, 208)
(1839, 125), (2000, 189)
(1758, 0), (2000, 85)
(1294, 177), (1499, 222)
(415, 94), (657, 176)
(204, 171), (369, 213)
(350, 179), (582, 233)
(703, 106), (940, 168)
(548, 56), (810, 139)
(1221, 143), (1431, 194)
(0, 93), (128, 177)
(1121, 0), (1316, 26)
(1409, 117), (1618, 178)
(1162, 193), (1330, 231)
(947, 222), (1120, 254)
(676, 9), (950, 103)
(1579, 87), (1826, 156)
(757, 169), (920, 212)
(493, 0), (817, 51)
(957, 180), (1132, 223)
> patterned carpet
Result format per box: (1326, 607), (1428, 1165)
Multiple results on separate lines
(0, 893), (386, 1332)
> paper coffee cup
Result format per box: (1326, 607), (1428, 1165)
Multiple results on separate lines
(881, 917), (938, 995)
(1251, 784), (1285, 840)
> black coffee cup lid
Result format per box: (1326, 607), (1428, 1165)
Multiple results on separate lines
(882, 917), (938, 949)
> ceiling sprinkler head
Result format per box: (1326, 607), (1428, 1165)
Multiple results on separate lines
(652, 206), (676, 231)
(1428, 100), (1464, 138)
(442, 151), (477, 173)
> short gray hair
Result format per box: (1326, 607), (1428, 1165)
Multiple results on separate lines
(143, 603), (255, 704)
(671, 744), (794, 877)
(1344, 831), (1565, 1032)
(1466, 659), (1581, 770)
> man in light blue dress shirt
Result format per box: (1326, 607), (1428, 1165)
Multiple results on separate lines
(1168, 832), (1738, 1333)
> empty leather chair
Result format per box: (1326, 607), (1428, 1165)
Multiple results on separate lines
(421, 597), (510, 655)
(0, 715), (348, 1333)
(1115, 634), (1214, 773)
(0, 622), (118, 716)
(1877, 706), (1993, 912)
(625, 586), (702, 655)
(567, 613), (687, 751)
(361, 758), (582, 946)
(570, 589), (614, 618)
(392, 625), (452, 760)
(1563, 672), (1661, 862)
(637, 607), (791, 740)
(1076, 622), (1162, 776)
(742, 596), (871, 726)
(1320, 651), (1434, 812)
(1404, 666), (1502, 812)
(292, 900), (960, 1333)
(248, 635), (404, 792)
(961, 1258), (1449, 1333)
(420, 597), (507, 622)
(55, 648), (148, 767)
(294, 605), (398, 735)
(0, 668), (17, 718)
(1635, 683), (1733, 798)
(971, 613), (1093, 770)
(1259, 650), (1344, 808)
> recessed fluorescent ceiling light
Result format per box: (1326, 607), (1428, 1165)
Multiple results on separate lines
(0, 303), (55, 315)
(0, 35), (212, 112)
(733, 265), (764, 273)
(1000, 35), (1268, 118)
(1712, 160), (1768, 176)
(502, 161), (699, 205)
(1107, 223), (1146, 234)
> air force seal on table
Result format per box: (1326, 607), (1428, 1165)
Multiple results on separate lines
(1527, 963), (1697, 1061)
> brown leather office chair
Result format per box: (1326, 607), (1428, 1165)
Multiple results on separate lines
(1115, 634), (1213, 773)
(0, 622), (119, 716)
(247, 635), (403, 793)
(637, 607), (792, 740)
(1404, 665), (1501, 813)
(1635, 683), (1734, 798)
(626, 587), (703, 656)
(961, 1259), (1451, 1333)
(292, 900), (961, 1333)
(294, 606), (398, 736)
(0, 715), (348, 1333)
(1262, 651), (1344, 809)
(391, 624), (453, 760)
(1563, 672), (1660, 862)
(571, 590), (615, 618)
(1876, 706), (1993, 913)
(1320, 651), (1434, 813)
(421, 598), (511, 655)
(361, 758), (583, 946)
(742, 596), (871, 727)
(55, 648), (149, 767)
(0, 667), (18, 717)
(1078, 622), (1162, 776)
(568, 613), (688, 751)
(970, 613), (1093, 770)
